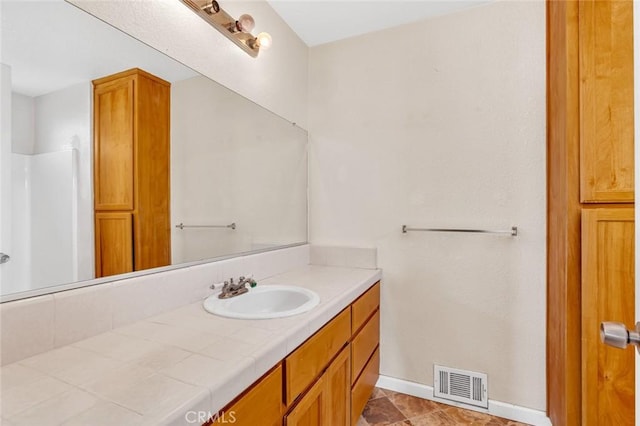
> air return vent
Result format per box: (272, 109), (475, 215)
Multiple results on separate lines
(434, 365), (488, 408)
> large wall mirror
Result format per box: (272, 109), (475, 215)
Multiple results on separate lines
(0, 0), (308, 301)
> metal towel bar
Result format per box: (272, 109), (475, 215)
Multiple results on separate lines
(176, 222), (236, 230)
(402, 225), (518, 236)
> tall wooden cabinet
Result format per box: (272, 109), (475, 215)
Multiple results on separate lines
(548, 1), (635, 424)
(93, 68), (171, 278)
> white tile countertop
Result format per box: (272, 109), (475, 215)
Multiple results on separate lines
(0, 266), (381, 426)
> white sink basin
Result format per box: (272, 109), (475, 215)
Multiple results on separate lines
(203, 285), (320, 319)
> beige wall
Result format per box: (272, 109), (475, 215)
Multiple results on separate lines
(67, 0), (546, 410)
(308, 1), (546, 410)
(69, 0), (308, 128)
(170, 76), (308, 263)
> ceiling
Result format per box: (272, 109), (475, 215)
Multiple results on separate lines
(2, 0), (491, 96)
(266, 0), (490, 47)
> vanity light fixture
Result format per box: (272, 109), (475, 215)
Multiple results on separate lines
(181, 0), (272, 57)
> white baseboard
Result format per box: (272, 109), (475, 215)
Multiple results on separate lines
(376, 375), (552, 426)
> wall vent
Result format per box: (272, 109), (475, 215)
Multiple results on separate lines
(433, 365), (488, 408)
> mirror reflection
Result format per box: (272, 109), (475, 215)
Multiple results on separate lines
(0, 0), (308, 299)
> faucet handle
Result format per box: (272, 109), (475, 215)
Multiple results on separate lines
(211, 281), (228, 290)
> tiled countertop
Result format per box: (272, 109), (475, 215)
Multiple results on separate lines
(0, 265), (381, 426)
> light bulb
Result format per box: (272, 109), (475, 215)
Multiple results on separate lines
(255, 32), (272, 50)
(236, 14), (255, 33)
(202, 0), (220, 14)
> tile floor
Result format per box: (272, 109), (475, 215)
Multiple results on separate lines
(358, 388), (531, 426)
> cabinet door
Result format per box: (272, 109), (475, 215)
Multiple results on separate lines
(133, 73), (171, 271)
(94, 78), (134, 210)
(212, 364), (283, 426)
(285, 374), (327, 426)
(582, 208), (634, 425)
(579, 0), (634, 203)
(94, 212), (133, 278)
(326, 345), (350, 426)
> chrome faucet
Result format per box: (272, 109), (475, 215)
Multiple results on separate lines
(218, 276), (257, 299)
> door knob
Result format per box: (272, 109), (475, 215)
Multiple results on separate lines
(601, 321), (640, 353)
(0, 253), (9, 264)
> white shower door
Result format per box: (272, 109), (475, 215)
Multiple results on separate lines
(0, 64), (13, 293)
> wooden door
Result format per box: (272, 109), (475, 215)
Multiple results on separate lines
(582, 208), (635, 425)
(93, 78), (134, 211)
(579, 0), (634, 203)
(285, 374), (327, 426)
(94, 212), (133, 277)
(326, 345), (350, 426)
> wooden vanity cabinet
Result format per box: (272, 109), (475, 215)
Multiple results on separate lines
(205, 281), (381, 426)
(93, 68), (171, 277)
(285, 282), (380, 425)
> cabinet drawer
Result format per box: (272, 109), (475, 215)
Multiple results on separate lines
(351, 347), (380, 425)
(351, 309), (380, 385)
(352, 282), (380, 334)
(285, 308), (351, 406)
(210, 364), (283, 426)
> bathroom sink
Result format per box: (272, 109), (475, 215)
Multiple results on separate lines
(203, 285), (320, 319)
